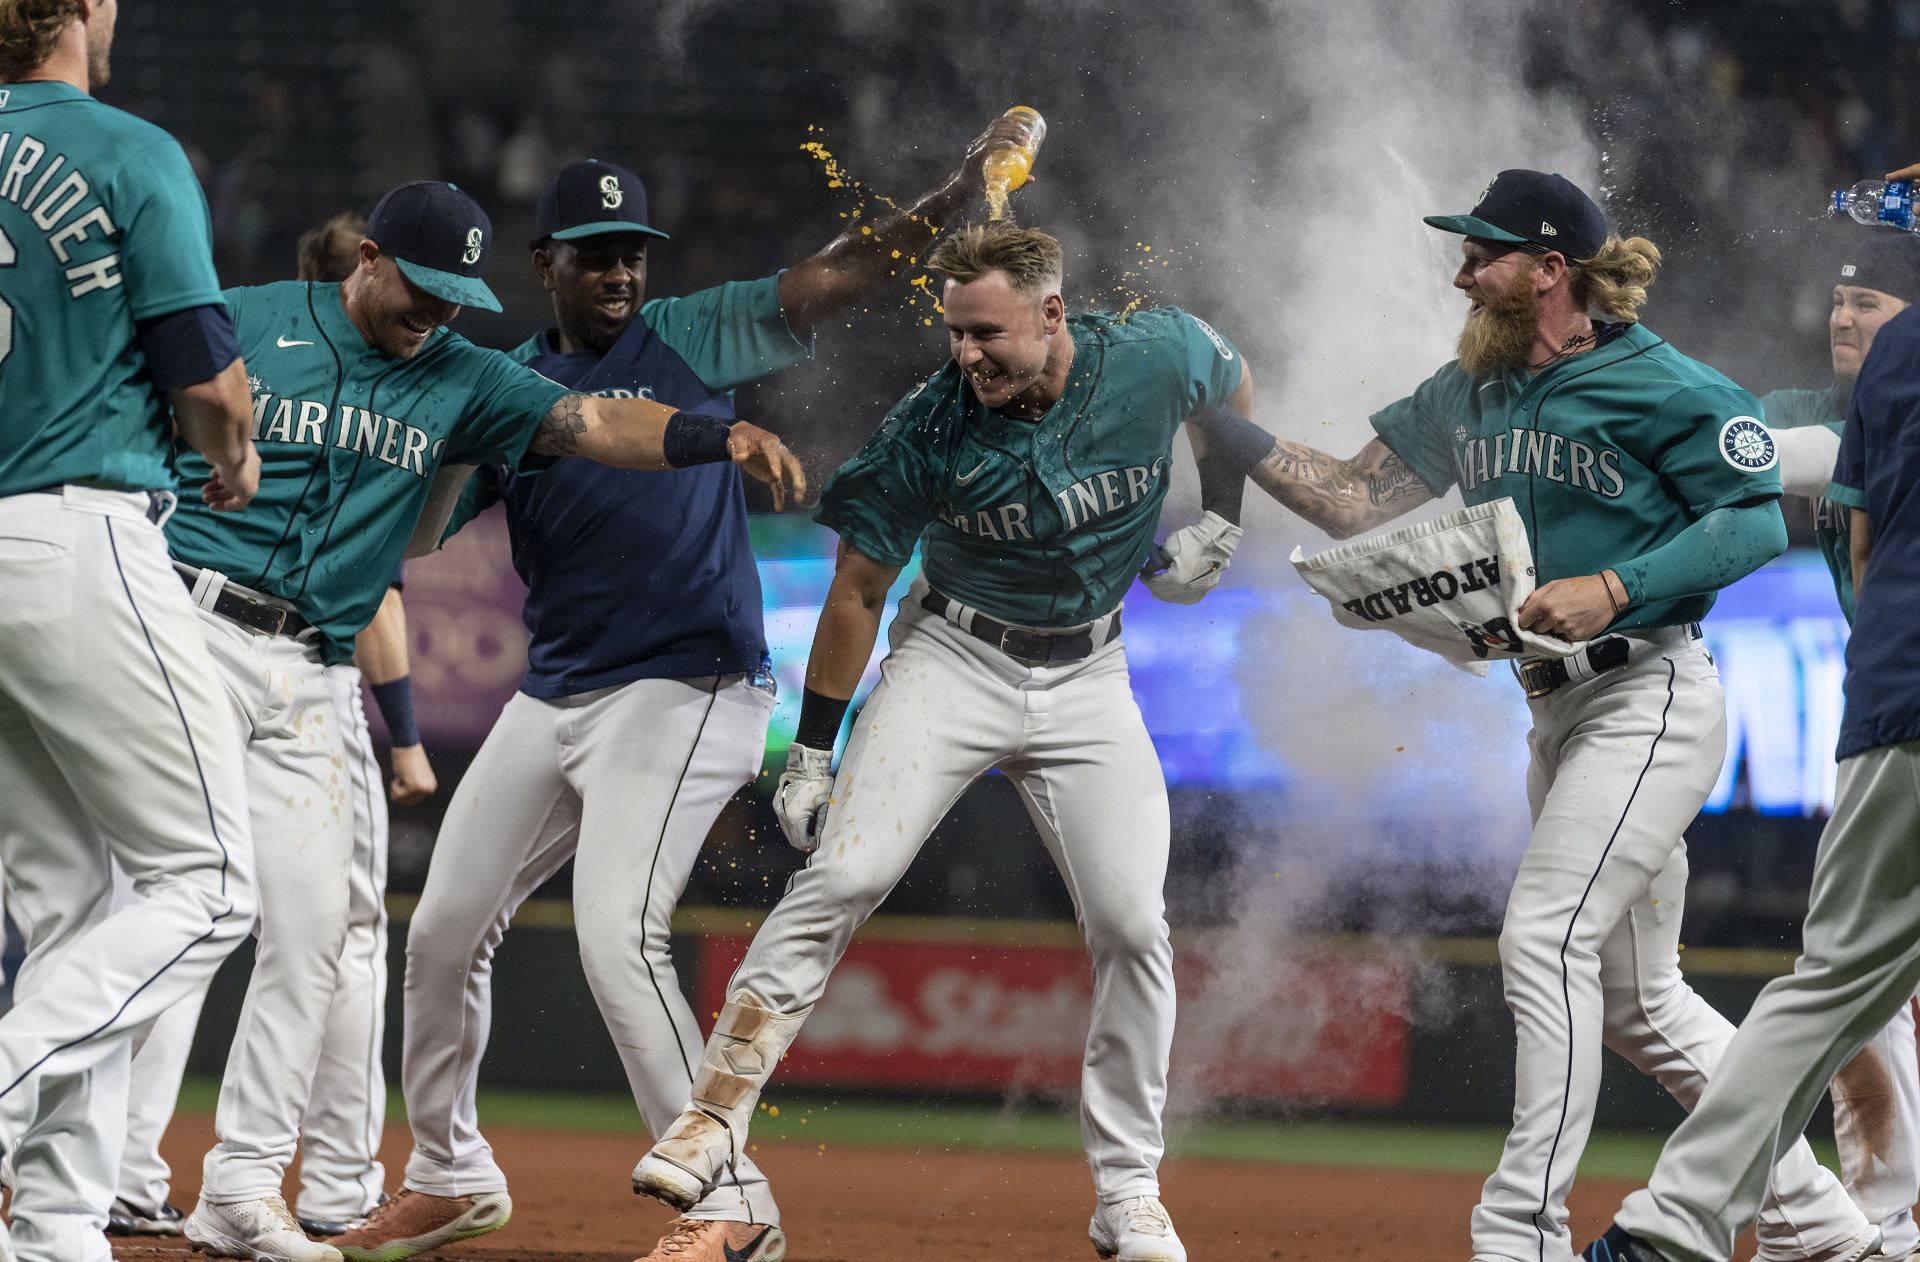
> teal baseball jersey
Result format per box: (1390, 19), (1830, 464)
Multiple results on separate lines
(0, 82), (225, 498)
(165, 280), (570, 663)
(1760, 384), (1853, 623)
(818, 307), (1243, 626)
(1371, 321), (1782, 631)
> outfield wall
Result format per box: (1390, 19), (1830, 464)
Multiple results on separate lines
(187, 904), (1813, 1133)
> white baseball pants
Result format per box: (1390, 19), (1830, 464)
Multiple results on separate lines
(112, 664), (390, 1221)
(1473, 631), (1866, 1262)
(293, 664), (391, 1224)
(191, 606), (358, 1204)
(399, 673), (775, 1220)
(728, 595), (1174, 1205)
(1619, 739), (1920, 1262)
(0, 488), (255, 1262)
(111, 860), (211, 1214)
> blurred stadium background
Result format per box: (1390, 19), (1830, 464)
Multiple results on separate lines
(92, 0), (1919, 1135)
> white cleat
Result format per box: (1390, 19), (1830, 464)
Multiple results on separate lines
(1089, 1196), (1187, 1262)
(632, 1109), (734, 1212)
(185, 1195), (343, 1262)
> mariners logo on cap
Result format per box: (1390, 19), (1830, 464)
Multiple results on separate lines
(1477, 174), (1497, 206)
(462, 226), (483, 265)
(1719, 416), (1777, 473)
(600, 174), (623, 210)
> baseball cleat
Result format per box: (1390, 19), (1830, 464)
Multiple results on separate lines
(632, 1109), (734, 1212)
(330, 1188), (511, 1261)
(184, 1194), (344, 1261)
(107, 1196), (186, 1235)
(633, 1216), (787, 1261)
(1089, 1195), (1186, 1262)
(1581, 1225), (1672, 1262)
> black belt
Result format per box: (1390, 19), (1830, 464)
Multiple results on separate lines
(1515, 623), (1702, 699)
(920, 590), (1119, 667)
(177, 567), (311, 637)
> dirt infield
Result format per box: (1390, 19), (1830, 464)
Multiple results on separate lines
(107, 1110), (1659, 1261)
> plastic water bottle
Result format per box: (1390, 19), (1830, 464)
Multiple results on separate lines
(1831, 179), (1918, 231)
(982, 106), (1047, 220)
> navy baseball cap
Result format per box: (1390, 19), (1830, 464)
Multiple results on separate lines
(365, 181), (502, 313)
(1425, 169), (1610, 261)
(1835, 229), (1920, 302)
(533, 159), (670, 246)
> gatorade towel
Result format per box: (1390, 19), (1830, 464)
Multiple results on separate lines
(1290, 497), (1579, 675)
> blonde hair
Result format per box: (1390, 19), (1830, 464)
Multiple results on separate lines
(926, 221), (1063, 295)
(296, 212), (365, 283)
(1569, 235), (1661, 321)
(0, 0), (80, 81)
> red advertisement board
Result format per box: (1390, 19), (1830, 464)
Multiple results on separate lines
(694, 931), (1409, 1107)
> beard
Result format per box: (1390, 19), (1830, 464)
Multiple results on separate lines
(1456, 279), (1538, 379)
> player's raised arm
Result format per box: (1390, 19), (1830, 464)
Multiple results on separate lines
(1248, 434), (1435, 540)
(775, 113), (1037, 333)
(528, 393), (807, 509)
(773, 539), (902, 854)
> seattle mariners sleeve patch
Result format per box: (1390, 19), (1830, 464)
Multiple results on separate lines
(1718, 416), (1778, 473)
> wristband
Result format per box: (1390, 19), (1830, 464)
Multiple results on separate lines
(794, 687), (851, 750)
(662, 412), (735, 468)
(370, 676), (421, 747)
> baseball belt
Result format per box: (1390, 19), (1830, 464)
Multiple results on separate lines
(920, 588), (1121, 668)
(174, 563), (312, 638)
(1514, 622), (1703, 699)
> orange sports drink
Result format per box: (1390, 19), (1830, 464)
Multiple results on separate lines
(982, 106), (1047, 219)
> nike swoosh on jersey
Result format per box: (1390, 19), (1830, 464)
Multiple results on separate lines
(955, 459), (990, 486)
(276, 335), (315, 348)
(724, 1227), (772, 1262)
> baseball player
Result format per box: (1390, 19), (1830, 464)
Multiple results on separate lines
(1760, 236), (1920, 1260)
(1235, 170), (1878, 1262)
(0, 3), (262, 1260)
(100, 210), (438, 1243)
(335, 117), (1031, 1262)
(1587, 274), (1920, 1262)
(632, 221), (1274, 1262)
(165, 179), (803, 1262)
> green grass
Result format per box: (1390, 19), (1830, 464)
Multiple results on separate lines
(176, 1077), (1842, 1181)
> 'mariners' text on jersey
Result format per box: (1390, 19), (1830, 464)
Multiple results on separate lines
(1452, 428), (1626, 498)
(249, 385), (444, 478)
(0, 128), (123, 297)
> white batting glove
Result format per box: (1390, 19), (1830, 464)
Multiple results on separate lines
(773, 742), (835, 854)
(1141, 511), (1243, 605)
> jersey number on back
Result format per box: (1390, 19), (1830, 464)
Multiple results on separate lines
(0, 226), (13, 368)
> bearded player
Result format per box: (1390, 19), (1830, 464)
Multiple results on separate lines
(631, 221), (1274, 1262)
(1230, 170), (1878, 1262)
(337, 118), (1029, 1262)
(0, 2), (260, 1259)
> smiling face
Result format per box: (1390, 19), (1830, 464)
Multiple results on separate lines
(942, 269), (1065, 415)
(345, 243), (459, 360)
(1831, 283), (1909, 383)
(1453, 239), (1546, 378)
(535, 233), (649, 355)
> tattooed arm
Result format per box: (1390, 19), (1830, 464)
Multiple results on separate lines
(529, 393), (808, 508)
(1248, 436), (1434, 540)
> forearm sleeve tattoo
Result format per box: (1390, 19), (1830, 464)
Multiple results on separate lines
(533, 393), (588, 455)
